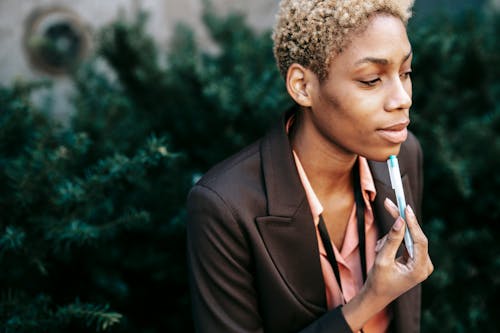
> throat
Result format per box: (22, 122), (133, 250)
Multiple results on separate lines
(320, 192), (356, 250)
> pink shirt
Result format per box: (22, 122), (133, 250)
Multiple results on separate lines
(293, 152), (391, 333)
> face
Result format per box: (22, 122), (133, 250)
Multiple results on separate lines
(301, 14), (412, 162)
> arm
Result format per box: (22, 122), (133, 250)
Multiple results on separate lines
(187, 184), (263, 332)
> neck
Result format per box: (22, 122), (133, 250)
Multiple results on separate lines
(290, 114), (358, 199)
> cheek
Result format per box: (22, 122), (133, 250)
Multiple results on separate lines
(405, 79), (413, 98)
(350, 100), (381, 132)
(330, 104), (376, 144)
(320, 88), (380, 136)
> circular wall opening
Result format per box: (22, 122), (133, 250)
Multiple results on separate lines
(24, 6), (91, 75)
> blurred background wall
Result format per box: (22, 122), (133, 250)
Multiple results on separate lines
(0, 0), (280, 120)
(0, 0), (495, 119)
(0, 0), (282, 84)
(0, 0), (494, 80)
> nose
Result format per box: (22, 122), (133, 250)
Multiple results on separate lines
(385, 76), (412, 111)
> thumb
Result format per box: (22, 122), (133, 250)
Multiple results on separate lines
(377, 217), (405, 261)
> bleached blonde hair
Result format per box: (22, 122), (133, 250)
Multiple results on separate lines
(272, 0), (415, 80)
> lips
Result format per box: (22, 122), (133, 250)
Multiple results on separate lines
(377, 121), (410, 144)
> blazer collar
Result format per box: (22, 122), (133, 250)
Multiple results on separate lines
(257, 110), (327, 312)
(260, 109), (307, 217)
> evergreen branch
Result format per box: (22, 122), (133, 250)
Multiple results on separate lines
(0, 227), (26, 255)
(56, 299), (123, 331)
(44, 208), (150, 252)
(0, 292), (55, 333)
(1, 293), (122, 332)
(100, 208), (151, 231)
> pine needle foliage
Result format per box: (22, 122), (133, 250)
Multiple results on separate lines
(93, 10), (290, 172)
(408, 10), (500, 332)
(55, 300), (123, 332)
(0, 80), (188, 332)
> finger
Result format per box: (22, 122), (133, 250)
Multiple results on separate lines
(383, 198), (410, 260)
(405, 205), (429, 253)
(375, 235), (387, 253)
(384, 197), (400, 220)
(404, 205), (426, 242)
(405, 205), (434, 283)
(376, 217), (406, 262)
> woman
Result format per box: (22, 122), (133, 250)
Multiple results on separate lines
(186, 0), (434, 332)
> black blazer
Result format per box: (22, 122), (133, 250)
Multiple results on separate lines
(187, 112), (424, 333)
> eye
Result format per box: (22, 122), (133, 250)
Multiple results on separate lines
(400, 70), (412, 80)
(359, 78), (380, 87)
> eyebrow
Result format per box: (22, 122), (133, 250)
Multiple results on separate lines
(355, 49), (413, 66)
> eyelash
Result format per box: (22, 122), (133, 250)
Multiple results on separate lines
(359, 70), (412, 87)
(359, 78), (380, 87)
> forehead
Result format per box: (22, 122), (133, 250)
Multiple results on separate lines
(331, 15), (411, 68)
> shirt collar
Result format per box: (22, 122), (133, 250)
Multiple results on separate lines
(359, 156), (377, 202)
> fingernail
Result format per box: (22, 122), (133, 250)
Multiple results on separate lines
(385, 197), (397, 208)
(407, 205), (415, 218)
(393, 218), (403, 231)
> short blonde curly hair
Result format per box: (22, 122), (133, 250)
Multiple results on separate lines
(272, 0), (415, 80)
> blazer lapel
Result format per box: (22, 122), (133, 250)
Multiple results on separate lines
(255, 113), (327, 312)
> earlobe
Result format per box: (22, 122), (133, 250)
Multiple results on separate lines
(286, 64), (313, 107)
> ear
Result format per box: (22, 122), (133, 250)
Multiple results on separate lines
(286, 64), (316, 107)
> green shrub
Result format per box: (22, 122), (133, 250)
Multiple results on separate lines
(409, 10), (500, 332)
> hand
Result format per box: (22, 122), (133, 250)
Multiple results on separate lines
(365, 198), (434, 301)
(342, 198), (433, 331)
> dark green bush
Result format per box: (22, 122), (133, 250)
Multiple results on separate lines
(0, 6), (498, 333)
(409, 10), (500, 332)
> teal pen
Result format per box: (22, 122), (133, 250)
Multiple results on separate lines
(387, 155), (414, 258)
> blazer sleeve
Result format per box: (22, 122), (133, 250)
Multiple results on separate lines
(187, 184), (264, 332)
(186, 184), (354, 333)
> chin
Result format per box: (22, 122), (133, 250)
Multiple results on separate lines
(363, 145), (402, 162)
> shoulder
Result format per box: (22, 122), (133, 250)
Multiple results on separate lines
(187, 139), (266, 219)
(195, 140), (262, 196)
